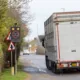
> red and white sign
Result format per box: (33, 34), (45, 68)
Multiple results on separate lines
(6, 32), (11, 41)
(8, 42), (15, 51)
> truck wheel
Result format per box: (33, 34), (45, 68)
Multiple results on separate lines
(51, 62), (59, 74)
(45, 56), (52, 70)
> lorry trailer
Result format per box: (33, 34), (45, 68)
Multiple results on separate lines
(44, 11), (80, 73)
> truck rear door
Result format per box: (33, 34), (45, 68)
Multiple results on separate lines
(58, 21), (80, 62)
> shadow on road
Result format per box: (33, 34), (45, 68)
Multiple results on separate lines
(23, 65), (80, 76)
(20, 54), (80, 77)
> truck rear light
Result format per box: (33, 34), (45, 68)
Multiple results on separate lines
(79, 63), (80, 66)
(63, 64), (68, 67)
(57, 63), (68, 68)
(77, 63), (79, 66)
(57, 63), (64, 68)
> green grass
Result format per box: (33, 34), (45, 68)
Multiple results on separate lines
(0, 64), (27, 80)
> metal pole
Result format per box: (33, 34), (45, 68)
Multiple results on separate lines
(11, 51), (14, 75)
(15, 43), (17, 74)
(11, 51), (12, 68)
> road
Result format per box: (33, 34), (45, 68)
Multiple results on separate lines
(20, 54), (80, 80)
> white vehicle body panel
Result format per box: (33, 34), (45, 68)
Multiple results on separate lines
(44, 11), (80, 63)
(58, 21), (80, 62)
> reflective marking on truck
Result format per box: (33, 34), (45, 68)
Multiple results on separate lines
(56, 14), (60, 62)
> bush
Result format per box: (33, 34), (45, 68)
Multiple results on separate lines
(0, 44), (4, 73)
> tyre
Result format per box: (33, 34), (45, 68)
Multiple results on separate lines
(51, 62), (60, 74)
(45, 56), (52, 70)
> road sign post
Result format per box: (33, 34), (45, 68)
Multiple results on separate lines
(8, 42), (15, 76)
(15, 43), (17, 74)
(11, 27), (20, 42)
(11, 50), (12, 75)
(11, 51), (14, 75)
(10, 23), (20, 75)
(6, 23), (20, 75)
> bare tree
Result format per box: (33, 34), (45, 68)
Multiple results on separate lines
(8, 0), (33, 24)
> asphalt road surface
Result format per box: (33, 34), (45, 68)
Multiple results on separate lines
(20, 54), (80, 80)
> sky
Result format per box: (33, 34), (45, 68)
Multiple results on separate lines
(25, 0), (80, 40)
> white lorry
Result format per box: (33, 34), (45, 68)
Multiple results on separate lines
(44, 11), (80, 73)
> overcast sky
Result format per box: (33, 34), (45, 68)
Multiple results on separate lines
(25, 0), (80, 40)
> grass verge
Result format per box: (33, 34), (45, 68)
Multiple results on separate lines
(0, 62), (28, 80)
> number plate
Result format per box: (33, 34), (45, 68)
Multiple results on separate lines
(71, 63), (77, 67)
